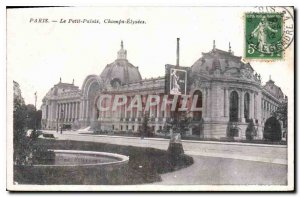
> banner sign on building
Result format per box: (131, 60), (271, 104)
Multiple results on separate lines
(165, 64), (189, 95)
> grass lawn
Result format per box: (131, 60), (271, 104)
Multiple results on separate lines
(14, 139), (193, 185)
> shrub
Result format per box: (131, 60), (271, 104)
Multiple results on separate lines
(246, 119), (255, 141)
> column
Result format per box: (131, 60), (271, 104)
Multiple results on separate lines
(72, 102), (75, 120)
(58, 103), (62, 120)
(68, 103), (71, 122)
(60, 103), (63, 121)
(68, 102), (71, 121)
(66, 103), (70, 122)
(82, 100), (85, 119)
(57, 104), (60, 120)
(257, 92), (263, 138)
(78, 101), (82, 119)
(85, 100), (89, 119)
(70, 102), (73, 121)
(74, 102), (77, 120)
(207, 88), (211, 118)
(49, 102), (52, 122)
(84, 100), (87, 119)
(202, 89), (207, 118)
(58, 104), (61, 119)
(80, 100), (83, 120)
(224, 88), (229, 117)
(65, 103), (68, 122)
(64, 103), (67, 122)
(71, 102), (74, 121)
(76, 102), (78, 120)
(250, 92), (255, 119)
(72, 102), (74, 120)
(254, 94), (257, 119)
(125, 107), (128, 120)
(59, 104), (61, 119)
(130, 96), (133, 120)
(240, 91), (245, 122)
(62, 103), (64, 120)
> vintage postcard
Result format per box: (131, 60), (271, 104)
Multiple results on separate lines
(6, 6), (294, 191)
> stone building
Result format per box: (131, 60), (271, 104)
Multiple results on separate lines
(41, 41), (287, 140)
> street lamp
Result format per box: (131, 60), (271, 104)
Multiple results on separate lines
(34, 92), (37, 132)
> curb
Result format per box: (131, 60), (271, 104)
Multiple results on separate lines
(72, 133), (287, 148)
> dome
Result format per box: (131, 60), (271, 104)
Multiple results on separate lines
(191, 48), (243, 74)
(190, 41), (261, 83)
(100, 41), (142, 85)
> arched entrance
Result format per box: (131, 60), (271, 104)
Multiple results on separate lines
(263, 117), (282, 141)
(87, 82), (101, 121)
(81, 75), (102, 128)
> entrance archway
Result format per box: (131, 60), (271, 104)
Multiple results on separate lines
(263, 116), (282, 141)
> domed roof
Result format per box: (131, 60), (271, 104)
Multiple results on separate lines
(263, 76), (285, 100)
(191, 42), (244, 74)
(100, 41), (142, 85)
(190, 41), (261, 83)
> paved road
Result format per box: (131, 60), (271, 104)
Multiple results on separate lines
(158, 156), (287, 185)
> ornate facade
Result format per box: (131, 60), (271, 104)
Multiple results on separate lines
(41, 41), (287, 140)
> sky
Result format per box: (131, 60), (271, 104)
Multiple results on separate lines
(7, 7), (294, 108)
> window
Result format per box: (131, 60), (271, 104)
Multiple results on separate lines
(244, 92), (250, 121)
(229, 91), (239, 122)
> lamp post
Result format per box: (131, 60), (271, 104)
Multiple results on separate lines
(34, 92), (37, 131)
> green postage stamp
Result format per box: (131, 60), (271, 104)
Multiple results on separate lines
(245, 13), (283, 59)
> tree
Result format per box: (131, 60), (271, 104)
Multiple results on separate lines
(162, 123), (172, 137)
(141, 112), (152, 137)
(245, 119), (256, 141)
(273, 102), (287, 129)
(165, 112), (191, 136)
(263, 117), (282, 141)
(13, 81), (45, 166)
(13, 94), (30, 165)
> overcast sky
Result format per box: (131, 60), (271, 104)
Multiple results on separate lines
(7, 7), (294, 108)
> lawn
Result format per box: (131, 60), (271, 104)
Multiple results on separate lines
(14, 139), (194, 185)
